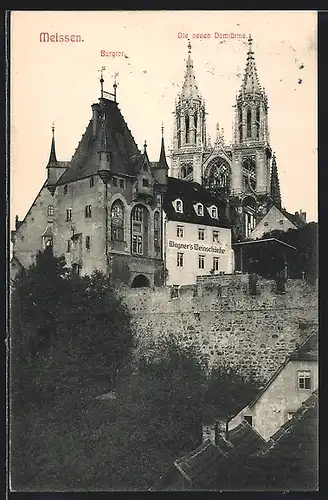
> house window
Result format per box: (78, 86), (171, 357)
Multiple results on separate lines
(111, 200), (124, 241)
(177, 252), (184, 267)
(278, 219), (284, 225)
(213, 257), (219, 271)
(64, 185), (68, 194)
(66, 240), (71, 253)
(199, 254), (205, 269)
(113, 177), (118, 187)
(85, 205), (92, 218)
(47, 205), (54, 217)
(131, 204), (148, 256)
(132, 234), (143, 254)
(120, 179), (125, 189)
(142, 178), (149, 187)
(211, 207), (218, 218)
(175, 200), (183, 213)
(213, 230), (219, 243)
(154, 212), (160, 250)
(197, 204), (204, 216)
(85, 236), (91, 250)
(244, 416), (253, 426)
(198, 228), (205, 240)
(177, 225), (184, 238)
(89, 176), (94, 187)
(298, 370), (311, 390)
(264, 221), (269, 227)
(66, 209), (72, 221)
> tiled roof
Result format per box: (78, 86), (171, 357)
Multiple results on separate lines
(280, 208), (307, 229)
(163, 177), (231, 229)
(173, 439), (228, 488)
(227, 421), (266, 457)
(289, 332), (318, 362)
(56, 98), (140, 185)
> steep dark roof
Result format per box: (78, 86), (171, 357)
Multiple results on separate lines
(173, 439), (228, 488)
(163, 177), (231, 229)
(56, 98), (140, 185)
(281, 207), (307, 229)
(240, 390), (318, 490)
(227, 421), (266, 457)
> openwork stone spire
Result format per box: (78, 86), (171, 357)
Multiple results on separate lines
(181, 41), (201, 100)
(47, 122), (58, 168)
(240, 35), (262, 94)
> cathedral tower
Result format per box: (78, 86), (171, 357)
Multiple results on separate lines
(170, 41), (207, 184)
(231, 35), (272, 200)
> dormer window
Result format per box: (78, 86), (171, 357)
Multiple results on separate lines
(174, 199), (183, 213)
(209, 205), (218, 219)
(196, 203), (204, 216)
(142, 178), (149, 187)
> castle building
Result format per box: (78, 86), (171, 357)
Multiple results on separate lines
(170, 37), (290, 241)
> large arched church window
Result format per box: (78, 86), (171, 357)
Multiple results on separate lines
(111, 200), (124, 241)
(131, 204), (149, 256)
(154, 211), (161, 252)
(203, 158), (231, 195)
(194, 113), (198, 144)
(238, 106), (243, 142)
(242, 157), (256, 191)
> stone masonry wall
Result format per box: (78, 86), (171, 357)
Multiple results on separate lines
(119, 275), (318, 382)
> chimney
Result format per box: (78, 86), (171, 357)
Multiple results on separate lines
(91, 103), (100, 136)
(299, 209), (307, 222)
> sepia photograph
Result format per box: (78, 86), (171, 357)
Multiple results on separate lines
(8, 10), (318, 491)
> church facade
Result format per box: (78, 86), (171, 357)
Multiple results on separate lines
(169, 37), (283, 241)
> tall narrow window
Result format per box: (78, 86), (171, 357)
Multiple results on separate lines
(177, 252), (184, 267)
(238, 106), (243, 142)
(213, 230), (219, 243)
(64, 185), (68, 195)
(256, 107), (260, 139)
(131, 204), (148, 256)
(177, 225), (184, 238)
(47, 205), (54, 217)
(85, 236), (91, 250)
(213, 257), (219, 271)
(154, 212), (160, 250)
(178, 130), (181, 148)
(89, 176), (94, 188)
(66, 208), (72, 222)
(185, 115), (190, 143)
(199, 254), (205, 269)
(198, 228), (205, 240)
(194, 113), (198, 144)
(246, 109), (252, 138)
(111, 200), (124, 241)
(66, 240), (71, 253)
(85, 205), (92, 218)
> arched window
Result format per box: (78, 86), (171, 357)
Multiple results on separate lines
(256, 107), (260, 139)
(246, 108), (252, 138)
(185, 115), (190, 143)
(175, 199), (183, 213)
(111, 200), (124, 241)
(154, 212), (160, 251)
(238, 106), (243, 142)
(181, 166), (187, 178)
(242, 158), (256, 191)
(194, 113), (198, 144)
(131, 204), (149, 256)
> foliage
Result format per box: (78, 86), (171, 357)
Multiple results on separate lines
(261, 222), (318, 282)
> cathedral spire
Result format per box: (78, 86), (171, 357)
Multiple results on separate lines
(158, 123), (169, 171)
(181, 40), (201, 100)
(240, 34), (261, 94)
(47, 122), (57, 168)
(270, 153), (282, 208)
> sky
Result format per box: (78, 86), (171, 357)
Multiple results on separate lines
(10, 10), (317, 228)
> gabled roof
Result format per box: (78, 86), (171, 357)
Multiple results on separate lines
(280, 207), (307, 229)
(163, 177), (231, 229)
(233, 237), (297, 251)
(247, 333), (318, 409)
(173, 439), (228, 487)
(227, 421), (266, 456)
(56, 97), (140, 185)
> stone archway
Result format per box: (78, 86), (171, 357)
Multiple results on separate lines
(131, 274), (150, 288)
